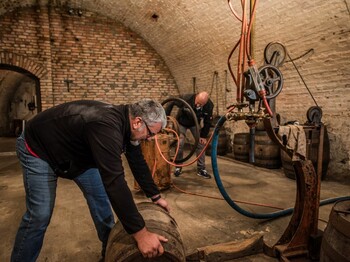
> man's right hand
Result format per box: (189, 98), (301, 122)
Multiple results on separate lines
(132, 227), (168, 258)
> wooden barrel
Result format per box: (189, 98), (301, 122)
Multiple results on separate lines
(254, 131), (281, 169)
(135, 134), (171, 190)
(255, 120), (265, 131)
(280, 150), (296, 180)
(320, 200), (350, 262)
(105, 202), (186, 262)
(281, 126), (330, 180)
(233, 133), (250, 162)
(205, 127), (228, 156)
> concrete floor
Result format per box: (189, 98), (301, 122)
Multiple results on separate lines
(1, 137), (349, 262)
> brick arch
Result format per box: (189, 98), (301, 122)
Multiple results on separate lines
(0, 51), (48, 79)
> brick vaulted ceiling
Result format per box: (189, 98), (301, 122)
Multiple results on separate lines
(2, 0), (347, 95)
(1, 0), (349, 99)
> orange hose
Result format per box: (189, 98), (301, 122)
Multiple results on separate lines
(245, 0), (259, 60)
(227, 39), (240, 88)
(162, 127), (181, 161)
(236, 0), (247, 103)
(228, 0), (243, 22)
(154, 127), (216, 168)
(171, 182), (285, 210)
(262, 95), (273, 117)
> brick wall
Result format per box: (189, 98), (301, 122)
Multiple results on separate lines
(0, 6), (178, 109)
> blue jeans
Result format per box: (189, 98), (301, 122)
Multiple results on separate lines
(11, 133), (115, 262)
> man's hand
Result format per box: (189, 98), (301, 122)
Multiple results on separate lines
(199, 138), (207, 145)
(133, 227), (168, 258)
(154, 197), (170, 212)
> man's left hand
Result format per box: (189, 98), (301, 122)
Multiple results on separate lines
(154, 198), (170, 212)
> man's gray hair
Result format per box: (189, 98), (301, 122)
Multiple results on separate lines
(129, 99), (167, 128)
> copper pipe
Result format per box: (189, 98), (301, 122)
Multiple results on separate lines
(228, 0), (260, 104)
(228, 0), (243, 22)
(236, 0), (248, 103)
(227, 40), (240, 88)
(246, 0), (259, 60)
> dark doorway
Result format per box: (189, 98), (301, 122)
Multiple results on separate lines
(0, 65), (41, 137)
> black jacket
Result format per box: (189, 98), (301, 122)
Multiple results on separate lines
(165, 94), (214, 138)
(25, 100), (159, 234)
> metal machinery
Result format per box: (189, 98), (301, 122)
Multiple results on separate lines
(220, 46), (323, 261)
(205, 0), (348, 261)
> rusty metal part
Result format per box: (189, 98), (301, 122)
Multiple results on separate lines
(263, 118), (324, 261)
(209, 112), (327, 260)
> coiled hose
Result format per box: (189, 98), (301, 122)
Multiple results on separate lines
(211, 115), (350, 219)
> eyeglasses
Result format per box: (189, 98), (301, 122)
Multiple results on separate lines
(143, 120), (156, 138)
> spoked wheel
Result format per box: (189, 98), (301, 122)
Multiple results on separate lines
(161, 97), (200, 163)
(258, 65), (284, 100)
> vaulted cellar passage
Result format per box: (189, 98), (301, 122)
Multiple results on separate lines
(0, 1), (349, 261)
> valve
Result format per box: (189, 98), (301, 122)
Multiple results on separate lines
(247, 59), (266, 98)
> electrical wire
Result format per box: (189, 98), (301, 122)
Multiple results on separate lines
(287, 53), (319, 107)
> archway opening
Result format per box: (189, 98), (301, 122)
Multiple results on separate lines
(0, 65), (41, 137)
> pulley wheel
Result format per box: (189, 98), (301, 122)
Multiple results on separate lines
(306, 106), (322, 124)
(264, 42), (287, 67)
(258, 65), (284, 99)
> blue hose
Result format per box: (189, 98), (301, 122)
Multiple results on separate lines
(211, 115), (350, 219)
